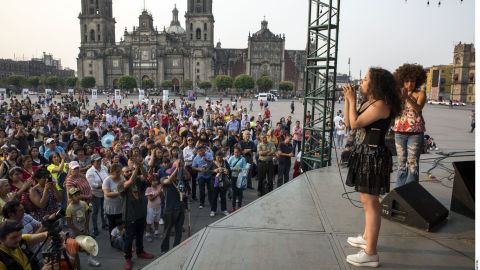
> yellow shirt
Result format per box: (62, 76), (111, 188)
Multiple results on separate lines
(47, 163), (68, 190)
(0, 234), (32, 270)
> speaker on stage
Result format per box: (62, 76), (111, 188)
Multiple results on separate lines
(381, 182), (448, 231)
(451, 161), (475, 219)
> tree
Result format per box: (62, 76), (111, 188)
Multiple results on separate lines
(279, 81), (294, 92)
(256, 75), (273, 92)
(182, 79), (193, 90)
(160, 80), (173, 89)
(65, 77), (78, 89)
(234, 74), (255, 93)
(27, 76), (41, 90)
(198, 81), (212, 91)
(80, 76), (96, 89)
(118, 75), (137, 91)
(45, 76), (60, 90)
(214, 75), (233, 92)
(142, 78), (154, 90)
(6, 75), (26, 90)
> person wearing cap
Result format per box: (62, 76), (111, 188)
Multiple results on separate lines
(86, 154), (109, 236)
(66, 187), (90, 237)
(64, 161), (92, 204)
(0, 220), (48, 270)
(43, 138), (66, 160)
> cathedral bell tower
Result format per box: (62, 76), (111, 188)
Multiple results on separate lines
(185, 0), (215, 85)
(77, 0), (116, 88)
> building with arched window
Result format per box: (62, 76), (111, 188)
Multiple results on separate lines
(451, 43), (475, 103)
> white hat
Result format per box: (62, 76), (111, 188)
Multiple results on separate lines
(46, 138), (55, 144)
(75, 235), (99, 256)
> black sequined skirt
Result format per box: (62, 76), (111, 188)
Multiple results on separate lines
(346, 144), (393, 195)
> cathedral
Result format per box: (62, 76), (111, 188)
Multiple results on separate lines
(77, 0), (305, 91)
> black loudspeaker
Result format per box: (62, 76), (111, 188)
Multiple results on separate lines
(451, 161), (475, 219)
(381, 182), (448, 231)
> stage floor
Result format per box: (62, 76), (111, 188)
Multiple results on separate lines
(146, 165), (475, 270)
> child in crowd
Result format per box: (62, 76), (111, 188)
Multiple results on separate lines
(145, 178), (163, 242)
(111, 221), (125, 252)
(66, 187), (90, 237)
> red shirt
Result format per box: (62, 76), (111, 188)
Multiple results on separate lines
(128, 119), (137, 128)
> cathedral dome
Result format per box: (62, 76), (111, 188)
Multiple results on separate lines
(166, 5), (185, 34)
(166, 25), (186, 34)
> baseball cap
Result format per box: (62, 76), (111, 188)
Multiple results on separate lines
(68, 187), (80, 196)
(46, 138), (55, 144)
(90, 154), (102, 162)
(69, 161), (80, 170)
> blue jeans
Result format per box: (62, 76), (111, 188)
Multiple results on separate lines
(395, 133), (424, 188)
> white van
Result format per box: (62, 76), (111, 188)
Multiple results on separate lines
(257, 93), (277, 101)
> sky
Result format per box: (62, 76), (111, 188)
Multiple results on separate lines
(0, 0), (475, 79)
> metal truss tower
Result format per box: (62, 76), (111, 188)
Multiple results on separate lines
(301, 0), (340, 171)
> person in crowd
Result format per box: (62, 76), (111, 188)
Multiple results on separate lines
(210, 151), (230, 217)
(86, 153), (108, 236)
(29, 167), (60, 224)
(29, 147), (48, 167)
(192, 145), (213, 209)
(276, 134), (294, 187)
(336, 120), (347, 148)
(228, 147), (247, 211)
(144, 178), (162, 242)
(2, 200), (41, 234)
(343, 67), (401, 267)
(0, 147), (19, 178)
(64, 161), (92, 204)
(118, 159), (154, 270)
(111, 221), (126, 252)
(470, 110), (475, 133)
(239, 130), (256, 189)
(43, 138), (66, 160)
(0, 179), (12, 222)
(102, 164), (124, 237)
(256, 134), (276, 196)
(392, 63), (427, 188)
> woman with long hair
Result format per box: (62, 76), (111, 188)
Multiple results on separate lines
(29, 167), (61, 221)
(343, 67), (401, 267)
(392, 64), (427, 187)
(29, 147), (48, 167)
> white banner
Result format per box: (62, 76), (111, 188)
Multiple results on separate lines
(22, 88), (29, 99)
(45, 89), (52, 95)
(68, 89), (74, 96)
(138, 89), (145, 101)
(114, 89), (121, 100)
(91, 89), (97, 100)
(163, 89), (169, 102)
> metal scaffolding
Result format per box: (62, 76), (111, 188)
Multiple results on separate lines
(301, 0), (340, 171)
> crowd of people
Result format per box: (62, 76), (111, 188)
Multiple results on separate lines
(0, 91), (302, 270)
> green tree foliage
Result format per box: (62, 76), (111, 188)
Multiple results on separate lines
(45, 76), (60, 90)
(279, 81), (294, 92)
(256, 75), (273, 92)
(80, 76), (96, 89)
(27, 76), (41, 89)
(182, 79), (193, 90)
(234, 74), (255, 93)
(119, 75), (137, 90)
(6, 75), (26, 89)
(142, 78), (154, 89)
(214, 75), (233, 92)
(65, 77), (78, 88)
(198, 81), (212, 91)
(160, 80), (173, 89)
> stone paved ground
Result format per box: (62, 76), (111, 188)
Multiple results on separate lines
(45, 95), (473, 270)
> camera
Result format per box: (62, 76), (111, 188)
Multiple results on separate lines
(42, 209), (65, 235)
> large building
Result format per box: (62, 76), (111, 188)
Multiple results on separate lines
(77, 0), (305, 91)
(425, 65), (453, 101)
(0, 52), (74, 80)
(450, 42), (475, 103)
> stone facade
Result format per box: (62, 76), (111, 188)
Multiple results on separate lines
(0, 53), (74, 80)
(450, 42), (475, 103)
(77, 0), (305, 92)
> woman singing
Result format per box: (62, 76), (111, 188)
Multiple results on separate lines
(343, 68), (401, 267)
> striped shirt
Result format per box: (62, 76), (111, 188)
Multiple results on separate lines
(65, 174), (92, 203)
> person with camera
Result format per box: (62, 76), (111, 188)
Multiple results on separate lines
(0, 220), (48, 270)
(159, 162), (185, 253)
(29, 168), (60, 223)
(209, 151), (230, 217)
(117, 158), (154, 270)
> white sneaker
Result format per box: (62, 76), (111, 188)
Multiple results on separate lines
(159, 218), (164, 225)
(209, 211), (215, 217)
(347, 235), (367, 249)
(154, 230), (160, 237)
(223, 211), (229, 216)
(199, 205), (204, 209)
(88, 256), (101, 267)
(346, 250), (379, 267)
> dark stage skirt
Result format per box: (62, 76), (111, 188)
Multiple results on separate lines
(346, 144), (393, 196)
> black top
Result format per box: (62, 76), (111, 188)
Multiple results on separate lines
(354, 101), (391, 147)
(278, 142), (293, 162)
(164, 184), (182, 211)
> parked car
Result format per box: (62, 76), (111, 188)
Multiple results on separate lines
(427, 100), (442, 105)
(257, 93), (278, 101)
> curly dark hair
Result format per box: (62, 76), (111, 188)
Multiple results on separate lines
(393, 63), (427, 90)
(367, 67), (402, 117)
